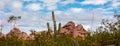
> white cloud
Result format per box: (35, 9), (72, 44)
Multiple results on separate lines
(60, 0), (75, 5)
(0, 0), (11, 10)
(112, 3), (120, 7)
(47, 5), (57, 10)
(0, 1), (4, 9)
(70, 8), (84, 13)
(26, 3), (43, 11)
(11, 1), (23, 10)
(111, 0), (120, 8)
(83, 25), (91, 30)
(105, 0), (120, 10)
(55, 11), (62, 15)
(81, 0), (110, 5)
(22, 0), (31, 2)
(22, 0), (60, 10)
(0, 20), (1, 25)
(41, 0), (60, 10)
(0, 0), (23, 11)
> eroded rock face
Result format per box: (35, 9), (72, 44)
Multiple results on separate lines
(0, 33), (4, 38)
(21, 32), (28, 40)
(28, 34), (35, 40)
(60, 21), (87, 39)
(7, 27), (21, 38)
(63, 21), (75, 31)
(7, 27), (28, 40)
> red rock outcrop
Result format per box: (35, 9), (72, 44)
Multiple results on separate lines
(0, 33), (4, 38)
(21, 32), (28, 40)
(28, 34), (35, 40)
(7, 27), (21, 38)
(28, 30), (49, 40)
(60, 21), (87, 39)
(6, 27), (28, 40)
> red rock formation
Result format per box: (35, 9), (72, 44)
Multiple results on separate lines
(60, 21), (87, 39)
(28, 30), (49, 40)
(7, 27), (21, 38)
(7, 27), (28, 40)
(21, 32), (28, 40)
(60, 28), (69, 34)
(63, 21), (75, 31)
(26, 21), (87, 40)
(76, 24), (87, 38)
(28, 34), (35, 40)
(0, 33), (4, 38)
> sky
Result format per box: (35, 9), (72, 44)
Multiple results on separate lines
(0, 0), (120, 34)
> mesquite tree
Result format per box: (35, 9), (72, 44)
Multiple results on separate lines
(8, 15), (21, 27)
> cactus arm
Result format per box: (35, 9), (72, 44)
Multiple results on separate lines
(58, 23), (61, 34)
(47, 22), (52, 34)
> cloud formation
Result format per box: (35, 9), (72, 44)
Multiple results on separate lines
(0, 0), (119, 34)
(26, 3), (43, 11)
(81, 0), (110, 5)
(12, 1), (23, 9)
(111, 0), (120, 8)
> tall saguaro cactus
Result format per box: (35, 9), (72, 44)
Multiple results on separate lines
(52, 11), (57, 35)
(46, 11), (61, 40)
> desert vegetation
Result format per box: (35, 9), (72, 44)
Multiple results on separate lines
(0, 11), (120, 46)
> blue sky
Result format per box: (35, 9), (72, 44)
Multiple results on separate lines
(0, 0), (120, 34)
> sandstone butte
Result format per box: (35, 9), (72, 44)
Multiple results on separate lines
(1, 21), (87, 40)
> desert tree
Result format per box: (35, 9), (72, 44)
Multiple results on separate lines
(8, 15), (21, 27)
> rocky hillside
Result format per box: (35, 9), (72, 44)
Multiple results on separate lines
(5, 21), (87, 40)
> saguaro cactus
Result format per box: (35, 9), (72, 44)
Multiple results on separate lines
(46, 11), (61, 40)
(51, 11), (57, 39)
(47, 22), (52, 35)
